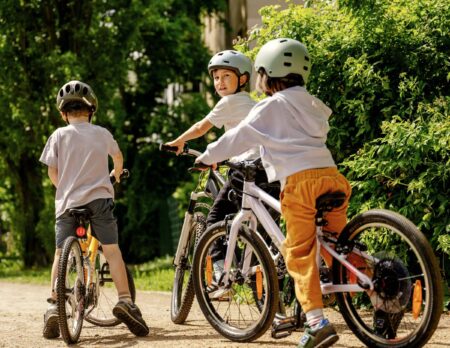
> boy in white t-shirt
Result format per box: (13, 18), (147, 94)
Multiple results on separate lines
(40, 80), (149, 339)
(166, 50), (278, 279)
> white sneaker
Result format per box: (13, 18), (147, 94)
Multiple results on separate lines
(213, 259), (225, 283)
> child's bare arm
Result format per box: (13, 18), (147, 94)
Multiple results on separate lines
(48, 166), (58, 188)
(166, 118), (213, 155)
(111, 150), (124, 183)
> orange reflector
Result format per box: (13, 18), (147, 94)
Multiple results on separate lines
(256, 266), (263, 300)
(206, 255), (212, 286)
(412, 280), (422, 319)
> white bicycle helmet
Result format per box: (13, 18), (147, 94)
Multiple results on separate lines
(56, 80), (98, 113)
(254, 38), (311, 84)
(208, 50), (253, 79)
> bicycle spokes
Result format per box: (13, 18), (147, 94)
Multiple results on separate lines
(193, 224), (279, 342)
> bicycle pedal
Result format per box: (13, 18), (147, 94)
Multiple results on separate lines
(271, 317), (297, 339)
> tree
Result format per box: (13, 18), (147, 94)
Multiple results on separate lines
(0, 0), (225, 266)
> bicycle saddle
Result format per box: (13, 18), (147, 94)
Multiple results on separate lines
(316, 192), (346, 212)
(68, 208), (92, 219)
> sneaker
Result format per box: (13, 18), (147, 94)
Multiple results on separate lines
(113, 301), (149, 337)
(43, 301), (59, 339)
(373, 309), (403, 339)
(213, 259), (225, 283)
(209, 287), (231, 301)
(298, 319), (339, 348)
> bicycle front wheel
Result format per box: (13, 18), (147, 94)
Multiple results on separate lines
(192, 221), (279, 342)
(57, 236), (85, 344)
(171, 213), (206, 324)
(85, 252), (136, 327)
(333, 209), (443, 348)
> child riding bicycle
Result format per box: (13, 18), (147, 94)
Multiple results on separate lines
(196, 39), (352, 348)
(40, 80), (149, 339)
(165, 50), (275, 278)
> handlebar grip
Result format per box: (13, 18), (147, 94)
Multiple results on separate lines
(159, 143), (179, 153)
(110, 169), (130, 185)
(188, 162), (211, 172)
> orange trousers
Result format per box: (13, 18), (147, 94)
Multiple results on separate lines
(280, 167), (351, 313)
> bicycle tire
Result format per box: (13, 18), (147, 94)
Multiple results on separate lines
(192, 221), (279, 342)
(171, 213), (206, 324)
(85, 253), (136, 327)
(333, 209), (443, 348)
(57, 236), (85, 344)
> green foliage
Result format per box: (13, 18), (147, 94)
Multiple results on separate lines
(236, 0), (450, 255)
(0, 255), (174, 292)
(0, 0), (226, 266)
(343, 98), (449, 247)
(131, 255), (174, 292)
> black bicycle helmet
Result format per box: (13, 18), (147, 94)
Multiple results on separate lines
(56, 80), (98, 113)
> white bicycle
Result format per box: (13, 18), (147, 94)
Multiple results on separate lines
(192, 159), (443, 347)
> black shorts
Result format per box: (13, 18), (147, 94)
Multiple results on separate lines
(55, 198), (118, 248)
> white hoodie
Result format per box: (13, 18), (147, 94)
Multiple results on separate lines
(197, 86), (336, 184)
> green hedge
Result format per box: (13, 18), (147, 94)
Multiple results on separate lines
(236, 0), (450, 255)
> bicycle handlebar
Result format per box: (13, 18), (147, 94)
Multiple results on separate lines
(110, 169), (130, 185)
(159, 143), (202, 157)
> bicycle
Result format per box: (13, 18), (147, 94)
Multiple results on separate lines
(56, 170), (136, 344)
(160, 143), (226, 324)
(192, 159), (443, 347)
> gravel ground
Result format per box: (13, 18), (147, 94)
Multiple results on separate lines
(0, 281), (448, 348)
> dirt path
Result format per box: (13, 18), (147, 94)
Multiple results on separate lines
(0, 281), (448, 348)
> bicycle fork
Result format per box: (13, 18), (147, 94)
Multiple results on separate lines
(174, 192), (200, 267)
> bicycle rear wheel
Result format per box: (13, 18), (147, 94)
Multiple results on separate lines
(171, 213), (206, 324)
(85, 252), (136, 327)
(57, 236), (85, 344)
(333, 209), (443, 348)
(193, 221), (279, 342)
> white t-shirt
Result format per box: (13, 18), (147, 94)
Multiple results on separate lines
(198, 86), (336, 183)
(205, 92), (258, 161)
(40, 122), (120, 217)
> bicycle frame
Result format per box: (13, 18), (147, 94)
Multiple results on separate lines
(221, 178), (374, 294)
(77, 225), (102, 310)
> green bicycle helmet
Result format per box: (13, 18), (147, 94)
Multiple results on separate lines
(56, 80), (98, 113)
(254, 38), (311, 84)
(208, 50), (253, 79)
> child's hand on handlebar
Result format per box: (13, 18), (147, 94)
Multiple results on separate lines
(110, 168), (122, 183)
(165, 140), (185, 155)
(194, 158), (217, 170)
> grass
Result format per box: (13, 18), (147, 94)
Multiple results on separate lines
(0, 255), (174, 292)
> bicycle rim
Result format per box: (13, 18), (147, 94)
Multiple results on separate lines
(85, 253), (136, 327)
(193, 222), (278, 342)
(57, 237), (85, 344)
(334, 209), (443, 348)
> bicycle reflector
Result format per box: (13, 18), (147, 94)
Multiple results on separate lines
(206, 255), (213, 286)
(256, 266), (263, 300)
(412, 280), (422, 319)
(76, 226), (86, 237)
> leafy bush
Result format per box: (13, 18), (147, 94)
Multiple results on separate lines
(236, 0), (450, 256)
(343, 97), (449, 247)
